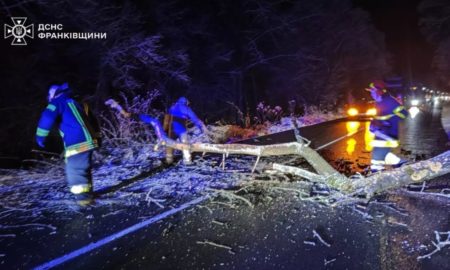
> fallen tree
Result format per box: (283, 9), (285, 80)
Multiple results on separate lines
(105, 99), (450, 198)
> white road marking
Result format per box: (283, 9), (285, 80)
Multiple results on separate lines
(314, 127), (365, 151)
(33, 195), (208, 270)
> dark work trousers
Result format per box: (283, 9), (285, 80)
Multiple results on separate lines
(163, 114), (188, 164)
(65, 151), (93, 196)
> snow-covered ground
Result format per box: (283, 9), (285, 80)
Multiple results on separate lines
(0, 111), (348, 255)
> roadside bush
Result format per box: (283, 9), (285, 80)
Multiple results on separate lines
(97, 89), (164, 165)
(254, 102), (283, 124)
(100, 89), (162, 147)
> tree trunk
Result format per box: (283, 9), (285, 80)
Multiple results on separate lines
(338, 151), (450, 197)
(116, 109), (449, 199)
(147, 116), (340, 177)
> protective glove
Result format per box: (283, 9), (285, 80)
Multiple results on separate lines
(36, 136), (45, 148)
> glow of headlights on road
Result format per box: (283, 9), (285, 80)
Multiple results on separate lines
(364, 122), (374, 151)
(346, 121), (360, 155)
(346, 121), (360, 133)
(409, 106), (420, 119)
(346, 138), (356, 155)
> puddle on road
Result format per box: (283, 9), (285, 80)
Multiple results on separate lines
(321, 107), (449, 176)
(319, 120), (372, 176)
(401, 105), (449, 159)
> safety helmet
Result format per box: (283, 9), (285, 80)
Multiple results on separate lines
(177, 97), (189, 106)
(48, 82), (70, 101)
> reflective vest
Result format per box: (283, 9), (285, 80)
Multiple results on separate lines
(370, 95), (407, 142)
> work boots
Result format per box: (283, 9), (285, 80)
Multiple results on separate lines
(75, 193), (95, 206)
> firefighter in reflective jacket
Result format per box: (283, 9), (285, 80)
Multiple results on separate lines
(36, 83), (99, 204)
(367, 80), (408, 171)
(163, 97), (206, 164)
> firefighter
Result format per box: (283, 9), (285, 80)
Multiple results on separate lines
(366, 80), (408, 172)
(163, 97), (206, 164)
(36, 83), (99, 205)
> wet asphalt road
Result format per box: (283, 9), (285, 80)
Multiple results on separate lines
(401, 105), (449, 158)
(1, 104), (449, 270)
(61, 184), (450, 270)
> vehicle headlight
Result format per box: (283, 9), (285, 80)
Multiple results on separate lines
(366, 108), (377, 116)
(410, 99), (420, 106)
(409, 106), (420, 119)
(347, 108), (358, 116)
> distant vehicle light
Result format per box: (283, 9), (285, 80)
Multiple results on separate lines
(409, 106), (420, 119)
(366, 108), (377, 116)
(347, 108), (359, 116)
(410, 99), (420, 106)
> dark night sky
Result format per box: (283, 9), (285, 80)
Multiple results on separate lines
(354, 0), (433, 85)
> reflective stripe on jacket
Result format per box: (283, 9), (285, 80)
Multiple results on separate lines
(370, 139), (399, 148)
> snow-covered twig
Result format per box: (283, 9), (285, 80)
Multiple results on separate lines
(196, 240), (233, 251)
(420, 181), (426, 193)
(145, 189), (166, 208)
(417, 231), (450, 260)
(324, 258), (336, 266)
(312, 229), (331, 247)
(212, 189), (254, 208)
(251, 155), (261, 174)
(351, 204), (373, 220)
(197, 205), (213, 214)
(272, 163), (324, 182)
(101, 209), (126, 218)
(211, 220), (226, 226)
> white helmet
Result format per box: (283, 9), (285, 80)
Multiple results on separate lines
(47, 82), (69, 101)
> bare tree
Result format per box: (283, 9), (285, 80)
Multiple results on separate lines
(419, 0), (450, 87)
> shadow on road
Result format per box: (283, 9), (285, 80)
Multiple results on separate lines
(94, 160), (171, 196)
